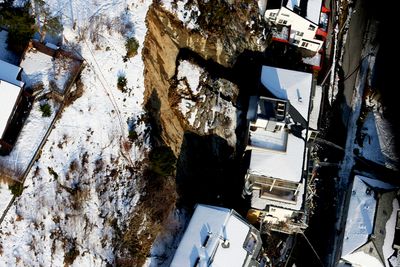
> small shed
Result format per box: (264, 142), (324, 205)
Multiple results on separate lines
(0, 59), (24, 153)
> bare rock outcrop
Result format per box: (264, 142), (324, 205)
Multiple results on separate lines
(143, 1), (268, 155)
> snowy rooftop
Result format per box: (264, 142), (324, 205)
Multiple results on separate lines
(251, 179), (305, 210)
(0, 80), (22, 139)
(170, 204), (253, 267)
(302, 52), (322, 67)
(309, 85), (322, 130)
(285, 0), (323, 24)
(248, 132), (306, 182)
(0, 59), (24, 87)
(341, 251), (384, 267)
(261, 66), (312, 122)
(341, 175), (400, 266)
(249, 123), (288, 152)
(342, 176), (377, 256)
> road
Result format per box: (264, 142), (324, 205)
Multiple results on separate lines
(329, 0), (374, 265)
(340, 0), (368, 123)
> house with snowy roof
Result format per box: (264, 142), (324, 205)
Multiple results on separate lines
(259, 0), (329, 53)
(0, 59), (25, 154)
(170, 204), (268, 267)
(243, 65), (322, 234)
(338, 175), (400, 267)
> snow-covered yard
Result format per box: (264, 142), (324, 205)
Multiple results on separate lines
(0, 0), (152, 265)
(144, 209), (188, 267)
(0, 99), (59, 177)
(20, 45), (81, 94)
(0, 180), (13, 215)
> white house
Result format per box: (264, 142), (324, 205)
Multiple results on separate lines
(244, 66), (322, 233)
(170, 204), (267, 267)
(338, 175), (400, 267)
(0, 59), (24, 153)
(263, 0), (329, 52)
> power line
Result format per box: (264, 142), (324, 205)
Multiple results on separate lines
(342, 53), (372, 82)
(298, 230), (325, 267)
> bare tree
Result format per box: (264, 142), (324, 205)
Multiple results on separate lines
(33, 0), (63, 42)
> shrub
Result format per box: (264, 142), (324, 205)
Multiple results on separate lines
(128, 129), (138, 141)
(40, 103), (52, 117)
(125, 37), (139, 58)
(149, 146), (176, 177)
(9, 183), (23, 196)
(47, 167), (58, 179)
(63, 239), (79, 265)
(117, 75), (127, 91)
(1, 3), (35, 54)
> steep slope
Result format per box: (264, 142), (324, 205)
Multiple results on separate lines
(0, 1), (152, 266)
(143, 1), (268, 154)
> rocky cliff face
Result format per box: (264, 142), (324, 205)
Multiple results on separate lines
(143, 1), (268, 155)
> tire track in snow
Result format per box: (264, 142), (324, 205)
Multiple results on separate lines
(58, 4), (136, 167)
(80, 36), (135, 167)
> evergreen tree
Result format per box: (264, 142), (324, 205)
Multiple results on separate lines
(0, 2), (35, 54)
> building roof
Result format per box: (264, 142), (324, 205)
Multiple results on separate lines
(261, 66), (312, 122)
(248, 131), (306, 183)
(0, 59), (24, 87)
(342, 176), (377, 256)
(251, 179), (305, 211)
(309, 85), (322, 130)
(285, 0), (323, 24)
(341, 175), (400, 266)
(170, 204), (253, 267)
(0, 80), (22, 139)
(249, 123), (288, 152)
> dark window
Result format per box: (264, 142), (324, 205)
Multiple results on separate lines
(193, 257), (200, 267)
(202, 234), (211, 247)
(301, 42), (308, 47)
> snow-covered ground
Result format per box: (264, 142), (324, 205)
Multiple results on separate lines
(0, 180), (13, 215)
(20, 47), (79, 93)
(144, 209), (188, 267)
(161, 0), (200, 30)
(0, 0), (152, 265)
(177, 60), (202, 95)
(0, 99), (60, 177)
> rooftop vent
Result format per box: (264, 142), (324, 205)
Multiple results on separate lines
(221, 239), (230, 249)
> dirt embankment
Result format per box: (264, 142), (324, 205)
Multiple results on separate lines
(142, 2), (267, 155)
(122, 3), (268, 265)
